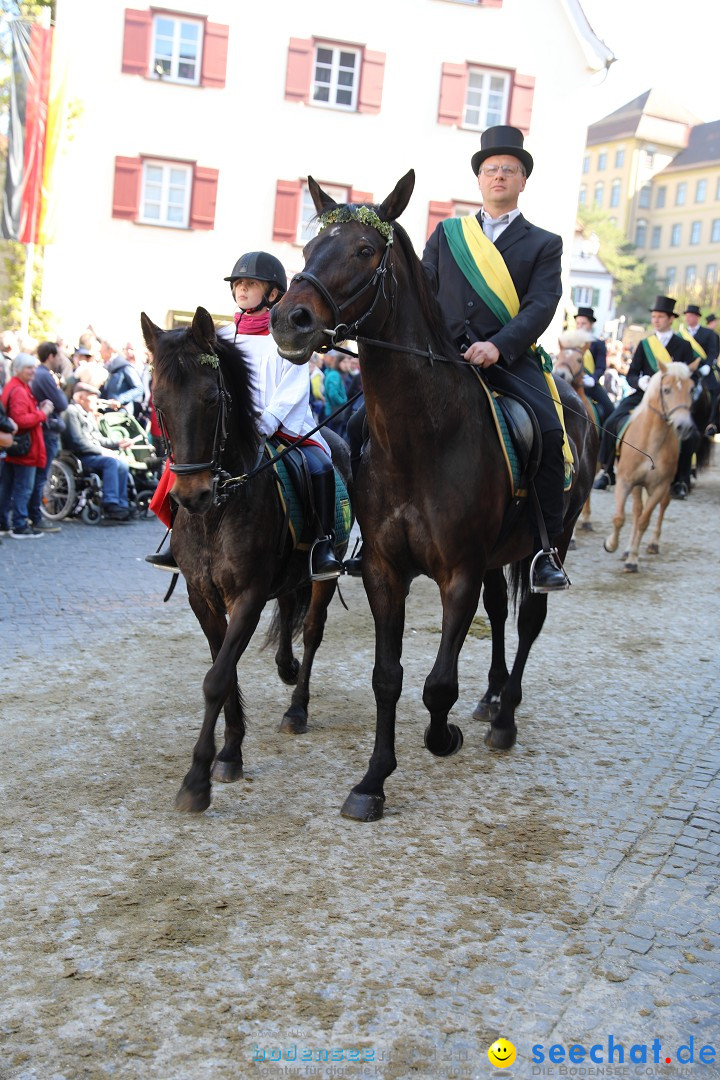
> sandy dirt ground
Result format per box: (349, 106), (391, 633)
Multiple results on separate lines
(2, 460), (719, 1080)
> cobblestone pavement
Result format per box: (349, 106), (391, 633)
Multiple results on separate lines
(1, 470), (719, 1080)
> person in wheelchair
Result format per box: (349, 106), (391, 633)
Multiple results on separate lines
(62, 384), (137, 522)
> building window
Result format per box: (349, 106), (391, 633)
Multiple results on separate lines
(312, 44), (360, 109)
(711, 219), (720, 243)
(706, 264), (717, 290)
(597, 151), (607, 171)
(140, 161), (192, 226)
(645, 147), (656, 167)
(615, 148), (625, 168)
(112, 156), (218, 230)
(463, 68), (510, 129)
(593, 181), (604, 207)
(152, 14), (202, 83)
(298, 182), (350, 244)
(695, 178), (707, 203)
(635, 219), (648, 248)
(273, 178), (374, 243)
(578, 184), (586, 206)
(610, 179), (621, 208)
(571, 286), (600, 307)
(638, 184), (651, 209)
(582, 154), (590, 174)
(121, 10), (228, 88)
(685, 266), (696, 289)
(676, 182), (687, 206)
(665, 267), (676, 290)
(690, 221), (702, 245)
(671, 223), (682, 247)
(651, 225), (661, 249)
(656, 186), (666, 209)
(716, 177), (720, 201)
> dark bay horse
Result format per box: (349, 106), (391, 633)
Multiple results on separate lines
(141, 308), (350, 813)
(271, 172), (598, 822)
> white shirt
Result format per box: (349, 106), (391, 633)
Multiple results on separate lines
(217, 326), (329, 453)
(656, 329), (673, 347)
(481, 207), (522, 243)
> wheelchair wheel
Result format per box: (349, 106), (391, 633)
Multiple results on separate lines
(42, 458), (76, 520)
(80, 499), (102, 525)
(136, 491), (151, 518)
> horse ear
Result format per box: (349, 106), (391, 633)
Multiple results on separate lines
(657, 358), (668, 374)
(191, 306), (217, 351)
(140, 312), (163, 351)
(308, 175), (337, 215)
(378, 170), (415, 223)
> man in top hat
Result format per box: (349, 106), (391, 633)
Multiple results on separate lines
(574, 306), (613, 423)
(594, 295), (694, 490)
(681, 305), (720, 436)
(422, 124), (569, 592)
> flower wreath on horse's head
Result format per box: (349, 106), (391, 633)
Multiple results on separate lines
(318, 205), (393, 244)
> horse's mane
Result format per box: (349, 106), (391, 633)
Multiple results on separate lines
(636, 361), (691, 413)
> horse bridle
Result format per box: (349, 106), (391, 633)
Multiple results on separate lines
(292, 233), (395, 346)
(647, 372), (691, 424)
(155, 354), (231, 481)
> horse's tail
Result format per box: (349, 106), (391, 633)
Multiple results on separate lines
(263, 583), (313, 648)
(697, 433), (714, 472)
(507, 557), (531, 614)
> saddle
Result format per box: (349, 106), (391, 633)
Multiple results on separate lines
(473, 376), (542, 497)
(265, 437), (351, 555)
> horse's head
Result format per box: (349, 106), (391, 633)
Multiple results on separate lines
(645, 360), (694, 439)
(554, 330), (592, 386)
(141, 307), (238, 514)
(271, 171), (415, 363)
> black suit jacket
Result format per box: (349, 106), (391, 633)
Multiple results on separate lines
(588, 338), (607, 380)
(688, 325), (720, 364)
(421, 212), (563, 364)
(627, 334), (694, 389)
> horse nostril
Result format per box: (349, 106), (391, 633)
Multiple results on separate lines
(288, 305), (315, 331)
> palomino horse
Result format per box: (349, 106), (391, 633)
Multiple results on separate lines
(603, 361), (693, 572)
(141, 309), (350, 812)
(271, 172), (598, 821)
(553, 329), (599, 534)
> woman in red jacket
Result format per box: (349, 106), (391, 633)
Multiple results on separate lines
(0, 353), (54, 538)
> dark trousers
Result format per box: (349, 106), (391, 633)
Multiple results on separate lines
(587, 381), (613, 425)
(598, 391), (643, 470)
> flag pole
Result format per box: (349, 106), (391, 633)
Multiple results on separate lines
(20, 242), (35, 338)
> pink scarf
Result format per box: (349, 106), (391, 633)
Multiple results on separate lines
(234, 310), (271, 336)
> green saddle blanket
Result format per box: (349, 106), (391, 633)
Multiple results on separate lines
(266, 441), (352, 552)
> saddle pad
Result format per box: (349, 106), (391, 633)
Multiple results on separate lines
(615, 414), (634, 459)
(267, 444), (352, 552)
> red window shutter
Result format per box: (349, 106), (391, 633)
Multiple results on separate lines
(121, 9), (151, 76)
(350, 189), (373, 204)
(437, 62), (467, 126)
(112, 156), (141, 219)
(357, 50), (385, 115)
(201, 22), (229, 89)
(508, 72), (535, 135)
(273, 179), (302, 242)
(427, 200), (453, 239)
(481, 0), (504, 7)
(190, 167), (219, 230)
(285, 38), (313, 103)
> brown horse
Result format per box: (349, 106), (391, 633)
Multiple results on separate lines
(553, 329), (599, 534)
(141, 308), (350, 812)
(603, 360), (693, 572)
(270, 171), (598, 821)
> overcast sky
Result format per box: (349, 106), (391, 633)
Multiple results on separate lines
(580, 0), (717, 124)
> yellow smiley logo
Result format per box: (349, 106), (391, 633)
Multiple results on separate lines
(488, 1038), (517, 1068)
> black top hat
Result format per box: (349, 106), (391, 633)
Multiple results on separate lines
(471, 125), (534, 177)
(684, 304), (701, 316)
(707, 313), (718, 323)
(576, 306), (596, 323)
(650, 295), (679, 317)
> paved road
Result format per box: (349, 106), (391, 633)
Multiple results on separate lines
(1, 474), (719, 1080)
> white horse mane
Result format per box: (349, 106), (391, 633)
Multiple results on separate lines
(558, 329), (592, 351)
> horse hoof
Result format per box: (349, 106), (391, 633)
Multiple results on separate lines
(579, 521), (594, 532)
(603, 539), (616, 553)
(473, 695), (501, 721)
(277, 658), (300, 685)
(484, 724), (517, 751)
(212, 758), (243, 783)
(623, 562), (639, 573)
(424, 723), (464, 757)
(646, 543), (659, 555)
(341, 789), (385, 822)
(278, 707), (308, 734)
(175, 784), (211, 813)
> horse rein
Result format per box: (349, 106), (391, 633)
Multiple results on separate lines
(155, 358), (231, 482)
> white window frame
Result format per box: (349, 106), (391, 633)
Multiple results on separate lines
(685, 265), (696, 289)
(593, 181), (604, 207)
(139, 160), (192, 228)
(615, 147), (625, 168)
(695, 179), (707, 204)
(690, 221), (702, 246)
(676, 181), (687, 207)
(597, 151), (607, 172)
(463, 67), (510, 130)
(650, 225), (661, 250)
(638, 184), (651, 209)
(711, 219), (720, 243)
(452, 200), (482, 218)
(151, 14), (203, 85)
(312, 43), (360, 111)
(297, 182), (349, 245)
(656, 186), (666, 209)
(635, 219), (647, 248)
(670, 223), (682, 247)
(610, 179), (621, 208)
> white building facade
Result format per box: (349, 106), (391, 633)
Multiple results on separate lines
(41, 0), (613, 347)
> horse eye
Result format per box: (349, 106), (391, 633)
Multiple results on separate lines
(359, 245), (375, 258)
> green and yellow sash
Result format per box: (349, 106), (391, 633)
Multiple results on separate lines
(678, 326), (707, 361)
(443, 214), (574, 475)
(641, 334), (673, 373)
(583, 348), (595, 375)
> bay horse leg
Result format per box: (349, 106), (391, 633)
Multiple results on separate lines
(176, 593), (265, 813)
(423, 572), (482, 757)
(274, 592), (300, 685)
(341, 561), (408, 822)
(485, 587), (548, 751)
(604, 477), (631, 553)
(473, 568), (509, 721)
(279, 580), (336, 735)
(647, 485), (672, 554)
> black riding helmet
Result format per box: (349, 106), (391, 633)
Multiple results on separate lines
(224, 251), (288, 312)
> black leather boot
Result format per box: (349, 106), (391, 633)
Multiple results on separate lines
(309, 470), (343, 581)
(145, 549), (180, 573)
(343, 542), (364, 576)
(530, 550), (570, 593)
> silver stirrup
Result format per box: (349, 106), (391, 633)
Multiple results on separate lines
(529, 548), (571, 594)
(308, 536), (342, 581)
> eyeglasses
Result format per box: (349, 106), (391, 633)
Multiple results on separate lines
(479, 164), (524, 177)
